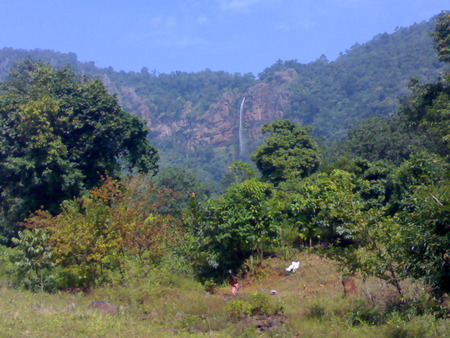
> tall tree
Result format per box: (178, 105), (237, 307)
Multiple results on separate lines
(433, 10), (450, 63)
(251, 119), (321, 184)
(0, 60), (158, 241)
(194, 179), (281, 279)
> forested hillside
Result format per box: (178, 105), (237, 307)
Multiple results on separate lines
(0, 16), (447, 184)
(0, 11), (449, 336)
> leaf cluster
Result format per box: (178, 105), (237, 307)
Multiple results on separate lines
(14, 176), (182, 289)
(0, 60), (158, 240)
(251, 119), (321, 184)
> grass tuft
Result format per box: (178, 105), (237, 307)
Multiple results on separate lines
(1, 252), (448, 336)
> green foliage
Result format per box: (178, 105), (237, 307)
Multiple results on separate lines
(332, 213), (407, 296)
(323, 158), (393, 210)
(283, 170), (361, 246)
(346, 299), (388, 326)
(193, 179), (282, 278)
(0, 14), (448, 323)
(153, 167), (211, 216)
(433, 11), (450, 63)
(341, 115), (428, 165)
(15, 176), (182, 289)
(7, 228), (56, 292)
(305, 303), (326, 320)
(251, 119), (321, 184)
(328, 154), (449, 297)
(0, 60), (158, 241)
(221, 161), (257, 187)
(225, 291), (283, 320)
(390, 153), (446, 200)
(399, 76), (450, 160)
(397, 183), (450, 296)
(338, 68), (450, 165)
(247, 291), (283, 316)
(277, 18), (446, 140)
(225, 299), (253, 319)
(319, 16), (450, 300)
(0, 17), (445, 183)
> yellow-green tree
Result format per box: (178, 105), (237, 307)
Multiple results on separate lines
(0, 60), (159, 242)
(22, 176), (179, 289)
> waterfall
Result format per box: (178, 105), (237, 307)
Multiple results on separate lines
(239, 97), (246, 157)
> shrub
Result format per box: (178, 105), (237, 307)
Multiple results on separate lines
(14, 176), (183, 291)
(225, 299), (253, 319)
(346, 299), (387, 326)
(225, 291), (284, 320)
(248, 291), (274, 315)
(306, 303), (327, 320)
(6, 229), (57, 292)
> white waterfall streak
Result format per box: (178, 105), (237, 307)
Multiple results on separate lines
(239, 97), (246, 156)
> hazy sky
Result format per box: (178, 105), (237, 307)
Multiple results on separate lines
(1, 1), (448, 75)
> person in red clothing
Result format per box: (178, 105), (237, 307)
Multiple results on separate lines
(229, 273), (239, 295)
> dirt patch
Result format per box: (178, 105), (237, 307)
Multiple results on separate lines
(243, 314), (288, 332)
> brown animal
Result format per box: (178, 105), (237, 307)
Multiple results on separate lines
(88, 301), (119, 314)
(342, 277), (358, 297)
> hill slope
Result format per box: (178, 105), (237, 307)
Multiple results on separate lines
(1, 253), (448, 336)
(0, 16), (447, 183)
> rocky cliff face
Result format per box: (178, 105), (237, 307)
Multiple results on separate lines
(106, 68), (298, 154)
(243, 68), (297, 140)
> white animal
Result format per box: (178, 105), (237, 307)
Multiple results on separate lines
(286, 261), (300, 273)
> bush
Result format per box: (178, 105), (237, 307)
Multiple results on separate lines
(382, 314), (446, 337)
(346, 299), (387, 326)
(225, 299), (253, 319)
(6, 229), (57, 292)
(248, 291), (273, 315)
(225, 291), (284, 320)
(306, 303), (327, 320)
(0, 245), (15, 286)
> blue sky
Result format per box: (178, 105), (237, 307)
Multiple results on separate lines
(1, 0), (448, 75)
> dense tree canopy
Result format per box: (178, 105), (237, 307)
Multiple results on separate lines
(329, 15), (450, 296)
(193, 179), (281, 279)
(251, 119), (321, 184)
(433, 11), (450, 63)
(0, 16), (445, 183)
(153, 167), (211, 216)
(1, 12), (450, 318)
(0, 60), (158, 241)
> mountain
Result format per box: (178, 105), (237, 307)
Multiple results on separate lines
(0, 16), (447, 185)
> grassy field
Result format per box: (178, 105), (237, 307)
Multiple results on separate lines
(1, 252), (449, 337)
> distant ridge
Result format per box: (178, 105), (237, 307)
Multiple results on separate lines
(0, 15), (447, 182)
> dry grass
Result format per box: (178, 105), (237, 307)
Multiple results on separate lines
(1, 252), (449, 337)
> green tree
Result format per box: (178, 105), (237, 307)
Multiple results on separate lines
(154, 167), (210, 216)
(323, 157), (393, 209)
(399, 183), (450, 297)
(0, 60), (158, 241)
(433, 11), (450, 63)
(251, 119), (321, 184)
(21, 176), (179, 289)
(286, 170), (362, 247)
(399, 12), (450, 160)
(194, 179), (281, 279)
(8, 228), (55, 292)
(330, 154), (449, 298)
(341, 115), (430, 165)
(400, 77), (450, 160)
(331, 211), (409, 297)
(333, 181), (450, 298)
(327, 16), (450, 300)
(221, 161), (256, 187)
